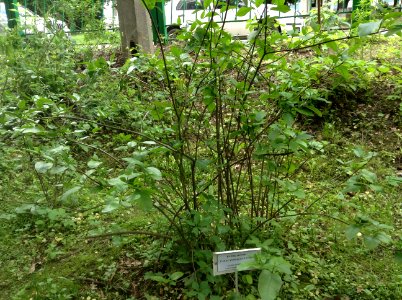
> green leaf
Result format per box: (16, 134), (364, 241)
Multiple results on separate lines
(295, 108), (314, 116)
(254, 110), (267, 122)
(357, 21), (381, 37)
(60, 186), (81, 201)
(35, 97), (54, 108)
(386, 176), (402, 186)
(102, 199), (120, 213)
(204, 0), (212, 9)
(364, 236), (380, 250)
(378, 65), (390, 73)
(258, 270), (283, 300)
(48, 208), (66, 220)
(143, 0), (156, 10)
(21, 127), (43, 134)
(353, 147), (365, 158)
(146, 167), (162, 180)
(177, 257), (191, 264)
(35, 161), (53, 173)
(122, 157), (144, 167)
(384, 24), (402, 36)
(361, 169), (377, 183)
(327, 41), (338, 52)
(108, 177), (128, 190)
(269, 257), (292, 275)
(49, 166), (68, 175)
(145, 273), (169, 283)
(307, 105), (322, 117)
(255, 0), (265, 7)
(15, 204), (36, 214)
(244, 274), (253, 284)
(376, 232), (392, 244)
(87, 160), (102, 169)
(195, 159), (210, 171)
(271, 4), (291, 13)
(131, 189), (153, 210)
(236, 7), (252, 17)
(369, 184), (383, 192)
(344, 177), (364, 193)
(345, 225), (360, 240)
(238, 260), (258, 271)
(169, 271), (184, 281)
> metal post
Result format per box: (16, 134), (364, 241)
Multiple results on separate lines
(150, 0), (167, 43)
(352, 0), (361, 11)
(4, 0), (19, 29)
(100, 0), (104, 18)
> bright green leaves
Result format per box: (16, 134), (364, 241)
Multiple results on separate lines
(385, 24), (402, 37)
(144, 271), (184, 285)
(87, 159), (102, 169)
(146, 167), (162, 181)
(258, 270), (283, 300)
(271, 0), (291, 14)
(34, 97), (54, 109)
(358, 21), (382, 37)
(344, 172), (383, 194)
(35, 161), (54, 173)
(340, 147), (383, 193)
(60, 186), (82, 202)
(386, 175), (402, 187)
(102, 188), (153, 213)
(236, 7), (252, 17)
(276, 179), (305, 199)
(19, 126), (46, 135)
(345, 215), (393, 250)
(295, 106), (322, 117)
(169, 271), (185, 281)
(130, 189), (153, 210)
(345, 224), (361, 240)
(255, 0), (265, 7)
(201, 0), (211, 9)
(103, 145), (162, 213)
(102, 198), (121, 213)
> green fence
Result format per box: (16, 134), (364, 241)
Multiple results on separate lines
(0, 0), (117, 36)
(1, 0), (401, 38)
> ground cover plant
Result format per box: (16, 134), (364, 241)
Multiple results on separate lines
(0, 0), (401, 299)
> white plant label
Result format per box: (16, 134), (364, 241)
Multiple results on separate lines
(213, 248), (261, 276)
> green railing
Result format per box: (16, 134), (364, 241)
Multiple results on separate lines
(1, 0), (116, 35)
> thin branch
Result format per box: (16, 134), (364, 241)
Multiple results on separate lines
(69, 139), (125, 167)
(86, 230), (170, 239)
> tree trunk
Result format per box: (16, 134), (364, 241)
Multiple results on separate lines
(116, 0), (154, 59)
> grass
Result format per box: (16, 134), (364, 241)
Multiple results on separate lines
(70, 30), (120, 46)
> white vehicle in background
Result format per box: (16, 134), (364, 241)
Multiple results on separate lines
(0, 4), (7, 33)
(0, 2), (69, 35)
(164, 0), (305, 38)
(103, 1), (119, 30)
(103, 0), (304, 39)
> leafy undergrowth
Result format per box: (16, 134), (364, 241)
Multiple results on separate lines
(0, 26), (401, 300)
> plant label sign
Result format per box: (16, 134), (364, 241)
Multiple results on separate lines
(213, 248), (261, 276)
